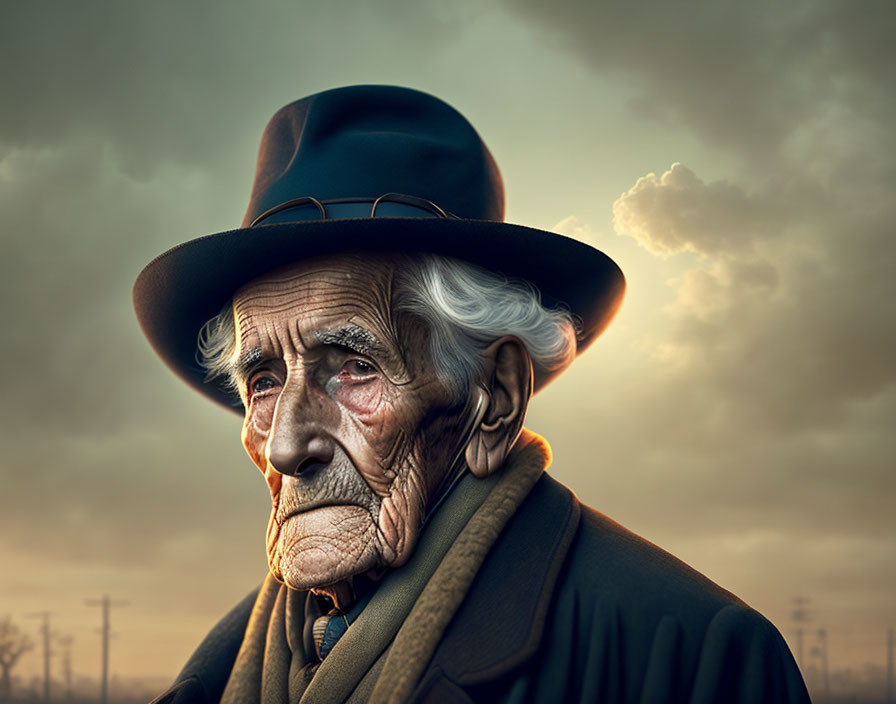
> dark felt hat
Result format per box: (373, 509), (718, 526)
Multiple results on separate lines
(133, 85), (625, 412)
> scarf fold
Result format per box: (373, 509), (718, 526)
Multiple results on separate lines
(220, 429), (551, 704)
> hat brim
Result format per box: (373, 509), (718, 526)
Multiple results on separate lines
(133, 217), (625, 413)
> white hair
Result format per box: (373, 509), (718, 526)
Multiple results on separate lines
(197, 255), (577, 402)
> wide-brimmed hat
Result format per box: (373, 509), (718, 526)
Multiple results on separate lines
(134, 85), (625, 412)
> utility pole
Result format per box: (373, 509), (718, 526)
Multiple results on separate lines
(25, 611), (52, 703)
(85, 595), (128, 704)
(887, 627), (894, 704)
(817, 628), (830, 701)
(57, 635), (74, 701)
(791, 596), (811, 673)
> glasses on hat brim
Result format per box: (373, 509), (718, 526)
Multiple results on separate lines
(249, 193), (459, 228)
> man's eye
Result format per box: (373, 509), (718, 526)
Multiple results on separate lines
(250, 376), (278, 394)
(341, 359), (376, 377)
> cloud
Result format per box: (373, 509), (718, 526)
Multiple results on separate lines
(612, 163), (779, 257)
(0, 0), (475, 177)
(608, 161), (896, 433)
(503, 0), (896, 164)
(0, 117), (262, 573)
(553, 214), (600, 246)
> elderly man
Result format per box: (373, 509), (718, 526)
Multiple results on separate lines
(136, 86), (809, 704)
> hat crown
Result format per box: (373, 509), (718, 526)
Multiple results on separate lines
(242, 85), (505, 227)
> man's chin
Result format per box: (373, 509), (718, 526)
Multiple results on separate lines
(269, 505), (384, 591)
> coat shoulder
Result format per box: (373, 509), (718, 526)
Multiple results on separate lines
(429, 474), (809, 704)
(564, 502), (747, 624)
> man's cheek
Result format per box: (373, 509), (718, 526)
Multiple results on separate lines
(242, 413), (272, 475)
(331, 379), (383, 415)
(375, 480), (425, 569)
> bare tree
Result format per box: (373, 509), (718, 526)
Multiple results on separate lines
(0, 615), (33, 699)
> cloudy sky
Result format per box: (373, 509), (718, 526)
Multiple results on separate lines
(2, 0), (893, 697)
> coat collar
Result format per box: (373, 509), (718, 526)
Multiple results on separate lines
(422, 471), (581, 687)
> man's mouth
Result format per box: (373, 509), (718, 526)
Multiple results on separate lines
(276, 500), (358, 525)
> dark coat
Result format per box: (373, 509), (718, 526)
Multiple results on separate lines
(153, 473), (811, 704)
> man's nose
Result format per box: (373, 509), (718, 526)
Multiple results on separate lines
(265, 377), (335, 477)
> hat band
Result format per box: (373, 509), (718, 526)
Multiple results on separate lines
(250, 193), (459, 227)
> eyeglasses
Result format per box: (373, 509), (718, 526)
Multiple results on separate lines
(249, 193), (458, 228)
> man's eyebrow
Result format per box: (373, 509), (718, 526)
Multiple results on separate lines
(231, 346), (264, 386)
(314, 325), (385, 357)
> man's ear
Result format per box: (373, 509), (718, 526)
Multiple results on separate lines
(465, 336), (533, 478)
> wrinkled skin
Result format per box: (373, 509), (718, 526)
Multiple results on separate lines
(232, 254), (480, 603)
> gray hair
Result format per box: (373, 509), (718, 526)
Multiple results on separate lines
(197, 255), (577, 402)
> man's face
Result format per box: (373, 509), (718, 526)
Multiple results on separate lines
(232, 254), (466, 591)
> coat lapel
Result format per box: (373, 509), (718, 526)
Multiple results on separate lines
(418, 473), (581, 691)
